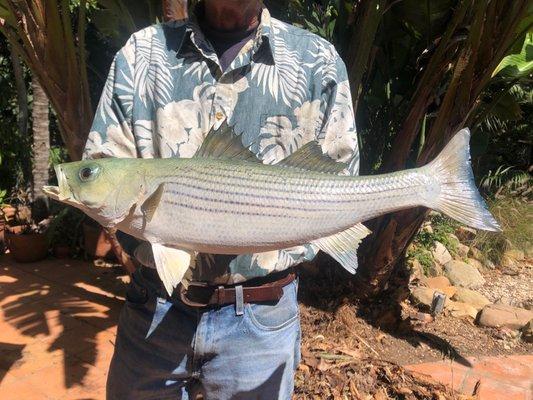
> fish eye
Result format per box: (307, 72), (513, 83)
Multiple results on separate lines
(79, 165), (100, 182)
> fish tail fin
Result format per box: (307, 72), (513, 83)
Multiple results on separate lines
(424, 128), (501, 231)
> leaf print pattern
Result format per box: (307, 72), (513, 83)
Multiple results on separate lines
(305, 38), (339, 82)
(156, 83), (214, 158)
(258, 100), (322, 164)
(84, 123), (137, 159)
(134, 26), (175, 107)
(84, 8), (359, 284)
(251, 19), (308, 107)
(321, 80), (359, 172)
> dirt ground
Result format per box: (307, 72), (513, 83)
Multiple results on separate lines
(293, 256), (532, 399)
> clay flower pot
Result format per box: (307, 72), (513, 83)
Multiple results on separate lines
(5, 230), (48, 263)
(82, 222), (114, 259)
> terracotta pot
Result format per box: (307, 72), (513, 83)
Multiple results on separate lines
(53, 245), (72, 259)
(5, 231), (48, 263)
(82, 222), (114, 259)
(1, 205), (16, 220)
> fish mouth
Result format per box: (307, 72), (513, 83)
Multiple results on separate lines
(42, 185), (61, 200)
(42, 165), (76, 203)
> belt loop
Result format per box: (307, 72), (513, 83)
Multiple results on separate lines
(235, 285), (244, 316)
(217, 286), (225, 305)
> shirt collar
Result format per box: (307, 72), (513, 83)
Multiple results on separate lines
(180, 6), (276, 67)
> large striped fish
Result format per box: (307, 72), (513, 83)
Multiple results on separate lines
(43, 124), (500, 294)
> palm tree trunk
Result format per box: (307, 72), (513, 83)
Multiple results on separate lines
(31, 77), (50, 220)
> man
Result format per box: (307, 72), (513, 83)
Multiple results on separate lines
(84, 0), (359, 398)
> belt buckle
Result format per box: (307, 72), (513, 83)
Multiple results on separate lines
(179, 281), (211, 308)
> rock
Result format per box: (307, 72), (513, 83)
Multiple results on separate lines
(420, 276), (451, 289)
(477, 304), (533, 330)
(521, 319), (533, 343)
(452, 287), (491, 311)
(428, 262), (443, 277)
(504, 249), (525, 262)
(466, 258), (484, 271)
(411, 312), (434, 323)
(448, 233), (460, 244)
(457, 243), (470, 259)
(411, 287), (448, 309)
(446, 301), (479, 319)
(444, 260), (485, 288)
(468, 247), (483, 261)
(502, 265), (519, 276)
(455, 226), (477, 242)
(485, 259), (496, 269)
(411, 288), (436, 308)
(408, 259), (424, 281)
(420, 276), (456, 298)
(432, 241), (452, 265)
(501, 255), (517, 268)
(421, 223), (433, 234)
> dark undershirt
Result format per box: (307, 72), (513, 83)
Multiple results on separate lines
(200, 24), (257, 72)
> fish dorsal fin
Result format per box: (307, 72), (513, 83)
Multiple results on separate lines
(312, 223), (371, 274)
(194, 121), (261, 162)
(277, 142), (348, 174)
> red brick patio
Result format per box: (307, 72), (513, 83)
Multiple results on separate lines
(0, 256), (125, 399)
(0, 255), (531, 399)
(406, 355), (533, 400)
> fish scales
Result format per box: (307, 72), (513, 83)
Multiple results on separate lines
(133, 158), (429, 253)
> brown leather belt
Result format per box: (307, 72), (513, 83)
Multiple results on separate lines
(179, 271), (296, 308)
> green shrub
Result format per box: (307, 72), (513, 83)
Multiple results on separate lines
(473, 196), (532, 263)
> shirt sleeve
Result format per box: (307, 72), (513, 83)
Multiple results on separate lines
(224, 47), (360, 284)
(83, 37), (137, 160)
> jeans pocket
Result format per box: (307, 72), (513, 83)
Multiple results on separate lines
(246, 280), (299, 331)
(125, 270), (150, 309)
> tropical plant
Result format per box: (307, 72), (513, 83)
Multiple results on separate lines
(0, 0), (92, 160)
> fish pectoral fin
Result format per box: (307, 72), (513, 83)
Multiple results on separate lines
(151, 244), (194, 296)
(277, 142), (348, 174)
(194, 120), (261, 163)
(312, 223), (371, 274)
(141, 183), (165, 223)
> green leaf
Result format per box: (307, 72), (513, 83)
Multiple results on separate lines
(493, 32), (533, 77)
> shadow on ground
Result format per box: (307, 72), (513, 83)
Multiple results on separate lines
(297, 253), (473, 368)
(0, 255), (128, 388)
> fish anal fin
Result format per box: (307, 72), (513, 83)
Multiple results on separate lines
(151, 244), (193, 295)
(141, 183), (165, 223)
(194, 120), (261, 163)
(277, 142), (347, 174)
(312, 223), (371, 274)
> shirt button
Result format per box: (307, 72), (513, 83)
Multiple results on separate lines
(215, 112), (224, 121)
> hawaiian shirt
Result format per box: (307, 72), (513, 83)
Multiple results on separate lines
(83, 7), (359, 284)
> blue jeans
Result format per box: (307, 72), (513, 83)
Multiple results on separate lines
(107, 267), (301, 399)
